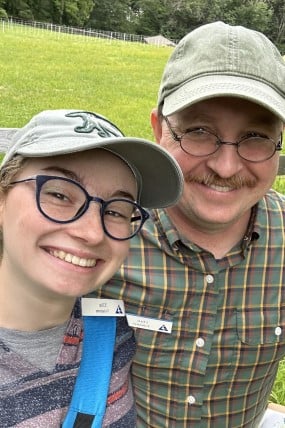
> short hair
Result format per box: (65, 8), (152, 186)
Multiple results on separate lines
(0, 155), (27, 257)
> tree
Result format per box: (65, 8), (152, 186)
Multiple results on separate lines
(88, 0), (134, 33)
(30, 0), (53, 22)
(266, 0), (285, 52)
(1, 0), (284, 52)
(129, 0), (275, 41)
(62, 0), (93, 27)
(0, 0), (7, 17)
(129, 0), (169, 35)
(4, 0), (34, 19)
(160, 0), (209, 39)
(220, 0), (273, 33)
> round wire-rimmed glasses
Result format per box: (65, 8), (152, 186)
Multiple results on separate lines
(11, 175), (149, 241)
(163, 116), (283, 162)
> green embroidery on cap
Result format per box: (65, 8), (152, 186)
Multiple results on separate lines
(65, 111), (123, 138)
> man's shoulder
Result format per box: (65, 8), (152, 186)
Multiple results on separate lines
(262, 189), (285, 209)
(256, 190), (285, 231)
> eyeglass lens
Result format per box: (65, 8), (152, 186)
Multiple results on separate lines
(180, 130), (277, 161)
(38, 177), (144, 240)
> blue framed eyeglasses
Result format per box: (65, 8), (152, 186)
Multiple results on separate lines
(11, 175), (149, 241)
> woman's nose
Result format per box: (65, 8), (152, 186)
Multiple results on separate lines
(69, 204), (106, 244)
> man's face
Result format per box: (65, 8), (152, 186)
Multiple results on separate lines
(152, 97), (283, 233)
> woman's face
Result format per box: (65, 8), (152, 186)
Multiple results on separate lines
(0, 149), (137, 300)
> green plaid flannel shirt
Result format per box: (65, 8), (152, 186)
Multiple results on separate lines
(97, 189), (285, 428)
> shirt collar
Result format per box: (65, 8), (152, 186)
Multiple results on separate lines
(151, 205), (260, 256)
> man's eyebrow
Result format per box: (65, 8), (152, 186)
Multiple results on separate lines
(177, 112), (281, 132)
(247, 114), (281, 128)
(176, 113), (214, 127)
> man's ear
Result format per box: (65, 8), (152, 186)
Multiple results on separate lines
(150, 108), (163, 143)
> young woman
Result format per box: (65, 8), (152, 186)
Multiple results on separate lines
(0, 109), (183, 427)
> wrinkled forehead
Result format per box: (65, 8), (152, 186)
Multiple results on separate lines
(172, 97), (284, 128)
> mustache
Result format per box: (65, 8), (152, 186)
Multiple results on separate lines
(185, 173), (257, 189)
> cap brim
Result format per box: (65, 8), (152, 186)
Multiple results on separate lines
(162, 75), (285, 122)
(11, 136), (183, 208)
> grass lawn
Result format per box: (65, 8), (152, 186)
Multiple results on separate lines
(0, 23), (171, 139)
(1, 22), (285, 405)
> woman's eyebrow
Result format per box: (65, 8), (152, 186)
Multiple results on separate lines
(113, 190), (136, 200)
(40, 166), (80, 182)
(41, 166), (137, 200)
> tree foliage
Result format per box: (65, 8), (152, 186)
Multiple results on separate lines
(2, 0), (285, 52)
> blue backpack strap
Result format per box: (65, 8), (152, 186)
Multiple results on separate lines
(62, 316), (116, 428)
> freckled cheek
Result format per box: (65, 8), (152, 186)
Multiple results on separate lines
(3, 215), (35, 248)
(3, 199), (46, 237)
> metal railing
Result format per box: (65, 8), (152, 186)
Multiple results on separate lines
(1, 17), (177, 47)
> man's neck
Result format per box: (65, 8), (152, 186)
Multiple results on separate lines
(166, 207), (252, 259)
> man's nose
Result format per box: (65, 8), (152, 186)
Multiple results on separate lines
(206, 143), (244, 178)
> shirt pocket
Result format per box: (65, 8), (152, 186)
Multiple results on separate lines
(236, 305), (285, 347)
(230, 306), (285, 395)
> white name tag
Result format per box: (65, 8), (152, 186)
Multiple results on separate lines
(126, 314), (173, 334)
(81, 298), (125, 316)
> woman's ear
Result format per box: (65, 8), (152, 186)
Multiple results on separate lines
(150, 108), (163, 144)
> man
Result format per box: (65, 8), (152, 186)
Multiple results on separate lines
(96, 22), (285, 427)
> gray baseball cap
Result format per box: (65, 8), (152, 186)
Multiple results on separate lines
(0, 109), (183, 208)
(158, 21), (285, 121)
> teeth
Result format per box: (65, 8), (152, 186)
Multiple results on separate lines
(51, 250), (97, 267)
(209, 185), (232, 192)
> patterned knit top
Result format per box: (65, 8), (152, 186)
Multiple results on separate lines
(0, 300), (136, 427)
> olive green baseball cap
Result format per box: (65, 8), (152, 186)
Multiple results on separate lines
(158, 21), (285, 121)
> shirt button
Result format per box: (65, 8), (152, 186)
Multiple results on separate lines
(196, 337), (205, 348)
(187, 395), (196, 405)
(275, 326), (282, 336)
(206, 274), (214, 283)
